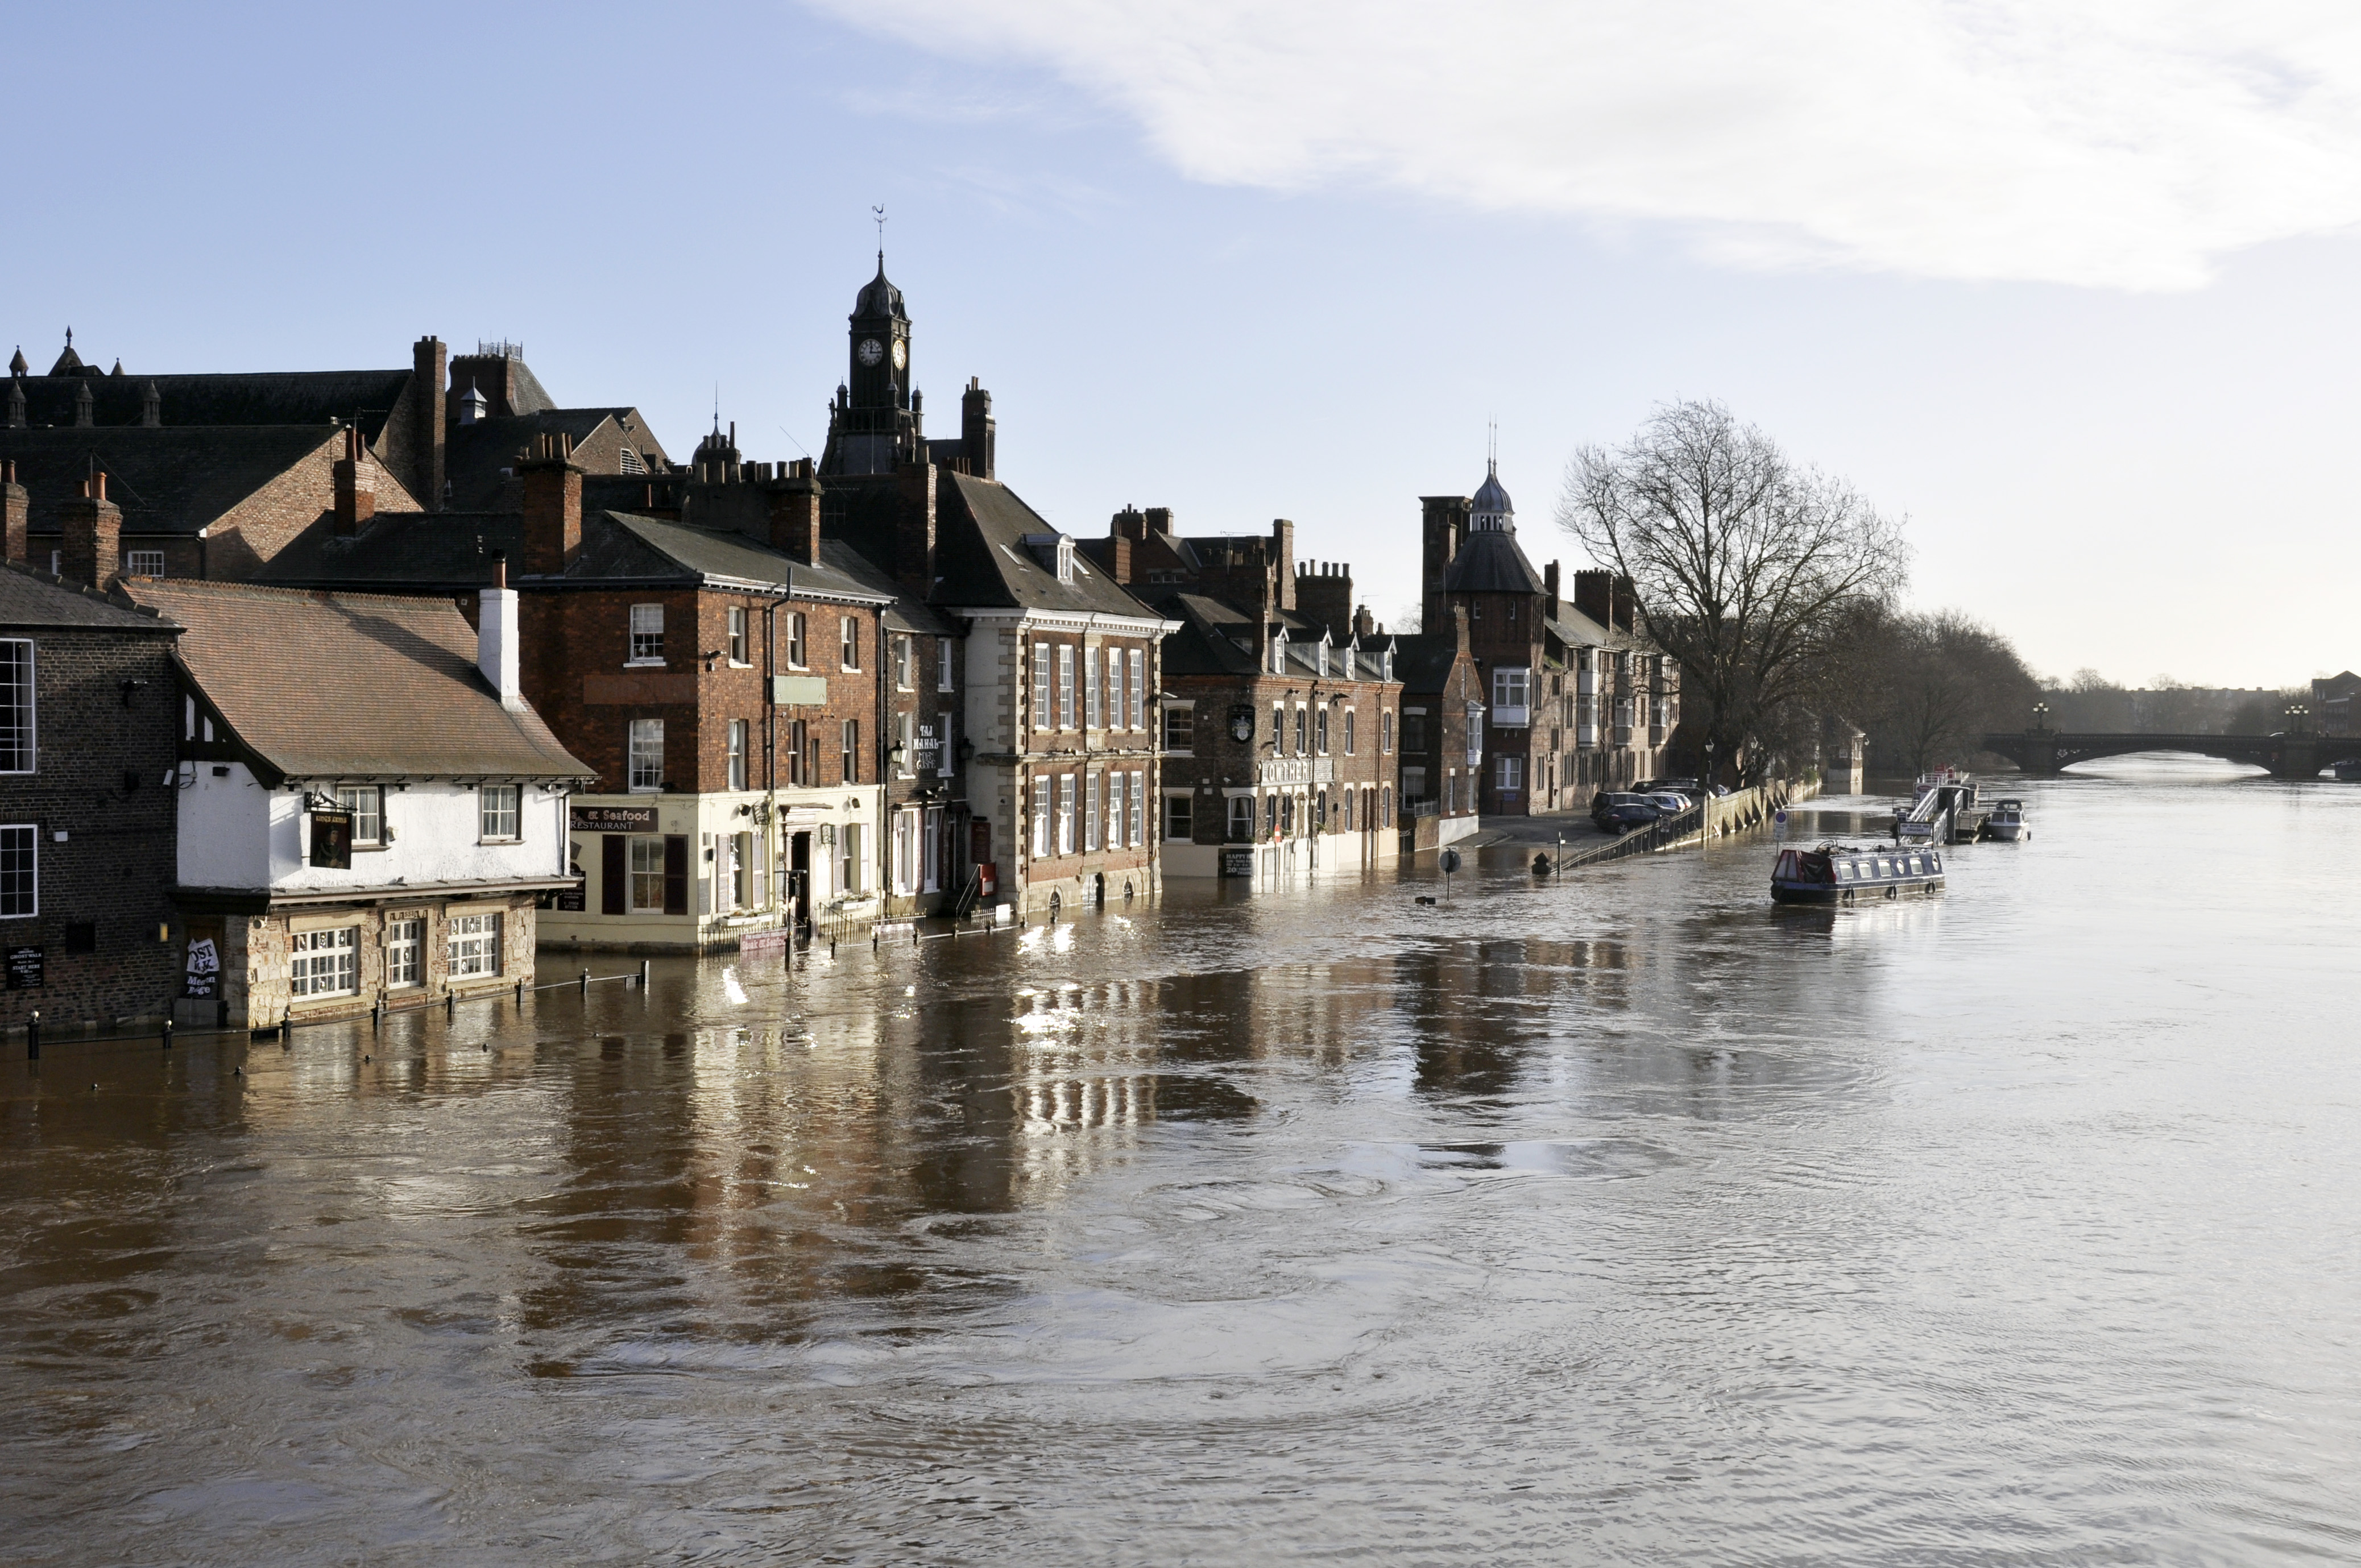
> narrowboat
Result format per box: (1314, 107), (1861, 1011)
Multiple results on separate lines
(1771, 843), (1946, 905)
(1982, 798), (2029, 841)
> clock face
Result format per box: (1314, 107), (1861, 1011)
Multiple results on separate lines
(890, 339), (908, 370)
(857, 338), (884, 367)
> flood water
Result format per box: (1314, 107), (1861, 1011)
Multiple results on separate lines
(3, 755), (2358, 1566)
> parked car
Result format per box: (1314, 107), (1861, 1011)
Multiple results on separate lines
(1645, 791), (1694, 816)
(1593, 793), (1663, 834)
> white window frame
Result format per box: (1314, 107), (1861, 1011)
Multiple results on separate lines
(1031, 777), (1051, 858)
(727, 720), (749, 791)
(1162, 703), (1195, 754)
(386, 916), (423, 989)
(1130, 771), (1145, 847)
(840, 615), (861, 671)
(1057, 644), (1075, 730)
(1032, 643), (1052, 732)
(937, 640), (955, 692)
(1085, 770), (1102, 852)
(1498, 754), (1523, 790)
(786, 612), (807, 669)
(627, 604), (664, 666)
(1086, 647), (1102, 729)
(727, 607), (751, 666)
(335, 785), (383, 847)
(479, 782), (522, 842)
(0, 823), (36, 918)
(627, 719), (664, 793)
(894, 634), (914, 692)
(124, 549), (165, 579)
(1057, 773), (1076, 854)
(1163, 791), (1193, 842)
(290, 926), (359, 998)
(448, 912), (503, 979)
(629, 835), (666, 912)
(0, 640), (33, 774)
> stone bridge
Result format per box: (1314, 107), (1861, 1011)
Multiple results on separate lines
(1981, 731), (2361, 779)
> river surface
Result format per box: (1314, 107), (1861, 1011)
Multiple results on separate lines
(3, 756), (2358, 1566)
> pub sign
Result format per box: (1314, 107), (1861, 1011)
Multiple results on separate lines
(310, 808), (353, 869)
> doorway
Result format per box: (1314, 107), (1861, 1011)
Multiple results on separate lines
(789, 832), (812, 934)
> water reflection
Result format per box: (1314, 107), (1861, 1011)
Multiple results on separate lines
(4, 761), (2360, 1563)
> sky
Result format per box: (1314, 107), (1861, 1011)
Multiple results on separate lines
(7, 1), (2359, 688)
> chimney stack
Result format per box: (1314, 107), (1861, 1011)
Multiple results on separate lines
(961, 378), (995, 479)
(1, 462), (25, 564)
(895, 461), (937, 599)
(412, 337), (447, 510)
(333, 426), (376, 536)
(1451, 603), (1471, 658)
(1295, 560), (1354, 644)
(59, 471), (122, 590)
(519, 433), (582, 576)
(1573, 569), (1613, 629)
(1544, 561), (1560, 619)
(1419, 495), (1469, 633)
(768, 460), (825, 567)
(1270, 519), (1297, 610)
(478, 551), (523, 707)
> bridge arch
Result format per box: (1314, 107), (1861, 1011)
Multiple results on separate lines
(1981, 732), (2361, 779)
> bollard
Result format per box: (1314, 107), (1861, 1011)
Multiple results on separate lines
(829, 938), (836, 959)
(913, 926), (919, 948)
(162, 1017), (173, 1052)
(26, 1009), (38, 1061)
(445, 990), (455, 1017)
(580, 968), (590, 995)
(514, 980), (524, 1006)
(640, 959), (651, 990)
(872, 928), (879, 952)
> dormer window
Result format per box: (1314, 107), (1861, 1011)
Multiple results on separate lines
(1269, 630), (1287, 675)
(1021, 532), (1078, 582)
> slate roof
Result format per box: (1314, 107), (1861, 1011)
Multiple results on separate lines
(119, 579), (592, 783)
(0, 561), (182, 633)
(1153, 593), (1394, 682)
(4, 370), (413, 438)
(553, 512), (894, 607)
(444, 409), (639, 509)
(1392, 632), (1471, 696)
(1440, 528), (1547, 595)
(0, 425), (342, 537)
(252, 511), (524, 592)
(934, 472), (1164, 620)
(854, 259), (906, 320)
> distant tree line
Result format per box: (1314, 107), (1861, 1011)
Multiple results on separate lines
(2034, 673), (2305, 736)
(1557, 399), (2037, 785)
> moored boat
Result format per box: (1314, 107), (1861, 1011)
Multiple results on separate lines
(1982, 797), (2029, 841)
(1771, 843), (1946, 905)
(2335, 760), (2361, 783)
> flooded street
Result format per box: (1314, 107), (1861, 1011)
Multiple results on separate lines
(5, 756), (2359, 1565)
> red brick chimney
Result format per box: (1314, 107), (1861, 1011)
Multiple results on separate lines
(1107, 533), (1132, 586)
(895, 461), (937, 599)
(59, 471), (122, 589)
(519, 433), (582, 576)
(1573, 569), (1613, 628)
(1452, 603), (1471, 658)
(333, 426), (375, 536)
(1544, 561), (1560, 619)
(768, 461), (824, 567)
(1, 462), (25, 564)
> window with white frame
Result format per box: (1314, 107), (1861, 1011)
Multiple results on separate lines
(448, 912), (502, 978)
(1497, 754), (1523, 791)
(1032, 644), (1051, 731)
(1056, 774), (1076, 854)
(727, 720), (748, 791)
(1086, 648), (1102, 729)
(840, 615), (860, 670)
(1226, 795), (1253, 841)
(335, 785), (383, 846)
(1345, 711), (1356, 755)
(1130, 649), (1145, 729)
(840, 719), (859, 783)
(386, 917), (423, 988)
(1163, 793), (1192, 841)
(1085, 770), (1102, 851)
(786, 612), (807, 669)
(937, 711), (956, 776)
(628, 604), (664, 665)
(0, 824), (35, 917)
(1382, 710), (1395, 754)
(479, 783), (521, 840)
(1162, 704), (1194, 752)
(0, 640), (32, 774)
(727, 607), (751, 665)
(1492, 666), (1530, 716)
(937, 640), (954, 692)
(1057, 645), (1075, 729)
(628, 719), (664, 792)
(894, 712), (914, 778)
(839, 822), (864, 894)
(1032, 777), (1051, 857)
(290, 926), (359, 998)
(1316, 708), (1329, 755)
(894, 634), (914, 691)
(1128, 771), (1144, 847)
(125, 549), (164, 578)
(629, 836), (665, 911)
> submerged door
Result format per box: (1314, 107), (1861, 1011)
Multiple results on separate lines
(790, 832), (812, 927)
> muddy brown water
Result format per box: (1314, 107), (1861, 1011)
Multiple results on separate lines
(4, 755), (2358, 1565)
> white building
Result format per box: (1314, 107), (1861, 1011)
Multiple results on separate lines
(123, 577), (591, 1028)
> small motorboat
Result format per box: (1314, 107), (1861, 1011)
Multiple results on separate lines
(1771, 843), (1946, 905)
(1982, 798), (2029, 841)
(2335, 759), (2361, 783)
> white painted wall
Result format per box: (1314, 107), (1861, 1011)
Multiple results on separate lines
(176, 767), (569, 891)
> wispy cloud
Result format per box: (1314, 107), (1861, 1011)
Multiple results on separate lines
(803, 0), (2361, 289)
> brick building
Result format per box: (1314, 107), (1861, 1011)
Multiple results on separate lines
(1084, 510), (1404, 882)
(1419, 463), (1678, 814)
(1391, 607), (1484, 845)
(0, 537), (183, 1036)
(119, 576), (591, 1030)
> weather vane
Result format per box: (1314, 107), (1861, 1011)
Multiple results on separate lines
(873, 205), (887, 258)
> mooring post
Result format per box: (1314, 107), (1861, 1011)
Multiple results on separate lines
(640, 959), (651, 989)
(579, 968), (589, 996)
(162, 1017), (173, 1052)
(27, 1009), (39, 1061)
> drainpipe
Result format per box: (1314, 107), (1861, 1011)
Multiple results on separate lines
(765, 597), (778, 918)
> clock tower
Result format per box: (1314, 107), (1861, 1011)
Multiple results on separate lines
(822, 253), (923, 477)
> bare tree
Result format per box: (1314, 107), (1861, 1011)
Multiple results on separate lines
(1557, 400), (1907, 783)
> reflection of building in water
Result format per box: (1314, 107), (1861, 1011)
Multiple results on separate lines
(1010, 984), (1162, 1197)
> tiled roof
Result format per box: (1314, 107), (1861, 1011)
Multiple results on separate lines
(935, 472), (1165, 621)
(0, 562), (182, 632)
(5, 370), (413, 439)
(556, 512), (894, 606)
(444, 409), (635, 510)
(1391, 632), (1470, 695)
(120, 579), (591, 783)
(0, 425), (343, 537)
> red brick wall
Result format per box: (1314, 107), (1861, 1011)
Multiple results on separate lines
(202, 434), (423, 580)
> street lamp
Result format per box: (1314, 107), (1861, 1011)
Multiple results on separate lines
(2031, 702), (2051, 733)
(2285, 703), (2310, 736)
